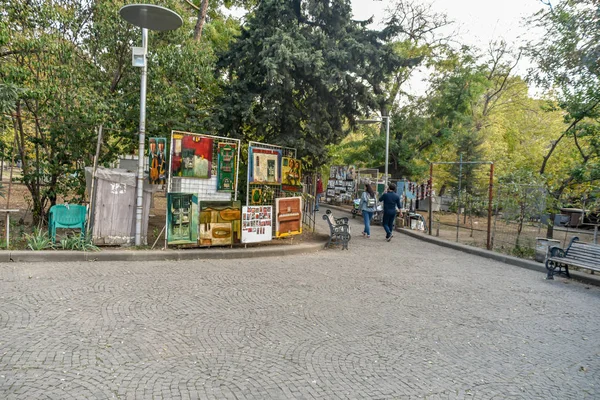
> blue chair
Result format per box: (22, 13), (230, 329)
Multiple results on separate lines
(48, 204), (87, 243)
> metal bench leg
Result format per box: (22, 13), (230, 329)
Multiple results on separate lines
(546, 260), (555, 280)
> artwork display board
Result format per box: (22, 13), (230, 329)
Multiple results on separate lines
(165, 131), (241, 248)
(199, 200), (241, 246)
(246, 142), (299, 238)
(281, 157), (302, 192)
(275, 196), (302, 237)
(241, 206), (273, 243)
(167, 193), (198, 244)
(326, 165), (357, 203)
(148, 137), (167, 185)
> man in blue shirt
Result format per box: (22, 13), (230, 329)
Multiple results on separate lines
(379, 183), (401, 241)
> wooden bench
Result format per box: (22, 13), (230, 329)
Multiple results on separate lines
(323, 210), (351, 250)
(545, 237), (600, 279)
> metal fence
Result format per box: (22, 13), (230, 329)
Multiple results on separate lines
(426, 163), (598, 259)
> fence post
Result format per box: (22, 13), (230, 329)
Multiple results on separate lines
(487, 163), (494, 250)
(456, 154), (462, 242)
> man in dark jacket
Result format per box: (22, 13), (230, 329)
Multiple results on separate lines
(379, 183), (401, 241)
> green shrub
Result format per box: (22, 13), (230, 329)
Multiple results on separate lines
(24, 229), (54, 251)
(60, 234), (100, 252)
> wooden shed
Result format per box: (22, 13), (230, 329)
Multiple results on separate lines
(85, 167), (153, 245)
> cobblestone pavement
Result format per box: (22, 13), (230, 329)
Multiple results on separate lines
(1, 211), (599, 399)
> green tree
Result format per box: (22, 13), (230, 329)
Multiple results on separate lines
(528, 0), (600, 218)
(216, 0), (374, 168)
(0, 0), (237, 223)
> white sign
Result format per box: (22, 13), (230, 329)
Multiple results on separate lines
(241, 206), (273, 243)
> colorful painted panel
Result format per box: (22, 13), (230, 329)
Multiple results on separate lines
(250, 188), (262, 205)
(275, 197), (302, 237)
(167, 193), (198, 244)
(249, 147), (281, 185)
(171, 134), (213, 178)
(148, 137), (167, 185)
(198, 201), (241, 246)
(217, 142), (236, 191)
(241, 206), (273, 243)
(281, 157), (302, 192)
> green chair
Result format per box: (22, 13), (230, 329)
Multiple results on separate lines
(49, 204), (87, 243)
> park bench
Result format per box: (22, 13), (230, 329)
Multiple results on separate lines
(323, 210), (351, 250)
(545, 237), (600, 280)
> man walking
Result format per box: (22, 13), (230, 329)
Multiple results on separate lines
(315, 175), (324, 212)
(379, 183), (401, 241)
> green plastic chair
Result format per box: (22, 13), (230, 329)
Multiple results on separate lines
(48, 204), (87, 243)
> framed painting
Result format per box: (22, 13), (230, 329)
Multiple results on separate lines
(275, 197), (302, 237)
(217, 142), (236, 191)
(171, 134), (213, 178)
(148, 137), (167, 185)
(198, 201), (241, 246)
(250, 188), (262, 205)
(249, 147), (281, 185)
(281, 157), (302, 192)
(167, 193), (198, 244)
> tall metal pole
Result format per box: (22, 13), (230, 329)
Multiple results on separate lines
(384, 116), (390, 189)
(135, 28), (148, 246)
(456, 154), (462, 242)
(428, 163), (433, 235)
(487, 162), (494, 250)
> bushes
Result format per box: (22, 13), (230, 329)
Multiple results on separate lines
(23, 229), (99, 251)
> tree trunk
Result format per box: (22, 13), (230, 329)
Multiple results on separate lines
(193, 0), (210, 41)
(546, 212), (555, 239)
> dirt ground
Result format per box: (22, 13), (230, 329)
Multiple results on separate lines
(0, 173), (321, 249)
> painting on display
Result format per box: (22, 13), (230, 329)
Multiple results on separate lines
(199, 201), (241, 246)
(241, 206), (273, 243)
(217, 142), (236, 191)
(249, 147), (281, 185)
(281, 157), (302, 192)
(171, 134), (213, 178)
(335, 166), (347, 180)
(329, 166), (337, 179)
(347, 165), (357, 180)
(250, 188), (262, 205)
(275, 196), (302, 237)
(167, 193), (198, 244)
(148, 137), (167, 185)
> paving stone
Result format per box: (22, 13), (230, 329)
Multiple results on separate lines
(0, 212), (599, 399)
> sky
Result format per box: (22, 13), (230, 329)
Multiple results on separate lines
(351, 0), (545, 49)
(350, 0), (548, 96)
(225, 0), (550, 96)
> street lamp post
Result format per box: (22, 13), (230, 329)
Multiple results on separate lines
(119, 4), (183, 246)
(358, 116), (391, 188)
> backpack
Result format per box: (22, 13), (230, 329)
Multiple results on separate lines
(366, 193), (376, 207)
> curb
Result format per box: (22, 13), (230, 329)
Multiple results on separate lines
(323, 203), (600, 288)
(3, 241), (325, 263)
(396, 228), (600, 287)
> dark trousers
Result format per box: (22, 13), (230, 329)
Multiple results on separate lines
(383, 212), (396, 238)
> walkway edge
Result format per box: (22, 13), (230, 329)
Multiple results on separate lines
(397, 228), (600, 287)
(3, 241), (324, 263)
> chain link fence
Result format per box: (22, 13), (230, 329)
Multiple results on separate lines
(426, 163), (597, 260)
